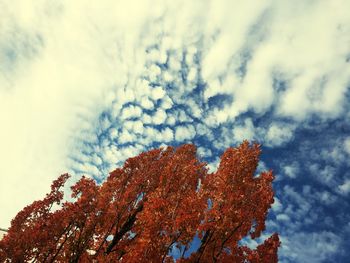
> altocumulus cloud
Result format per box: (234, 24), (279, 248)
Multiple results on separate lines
(1, 0), (350, 262)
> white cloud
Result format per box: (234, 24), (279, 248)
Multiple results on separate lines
(338, 179), (350, 195)
(121, 105), (143, 120)
(201, 0), (271, 82)
(197, 146), (212, 158)
(195, 123), (209, 136)
(92, 154), (103, 166)
(199, 0), (350, 121)
(124, 120), (144, 135)
(276, 213), (290, 222)
(282, 185), (312, 222)
(168, 54), (182, 72)
(1, 4), (349, 262)
(151, 86), (166, 101)
(72, 162), (100, 178)
(344, 137), (350, 155)
(108, 128), (119, 140)
(148, 64), (161, 82)
(265, 123), (294, 147)
(141, 113), (153, 125)
(118, 129), (135, 144)
(282, 163), (299, 179)
(207, 158), (220, 173)
(152, 109), (167, 125)
(177, 110), (191, 123)
(166, 115), (176, 126)
(162, 71), (174, 82)
(101, 145), (120, 165)
(118, 145), (142, 163)
(140, 96), (154, 110)
(281, 231), (341, 263)
(159, 127), (174, 143)
(272, 197), (282, 212)
(161, 96), (173, 110)
(317, 191), (337, 205)
(174, 125), (196, 142)
(0, 0), (142, 227)
(309, 164), (336, 185)
(232, 118), (256, 142)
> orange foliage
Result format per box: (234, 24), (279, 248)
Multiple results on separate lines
(0, 141), (280, 262)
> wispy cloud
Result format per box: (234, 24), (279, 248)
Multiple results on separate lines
(1, 1), (349, 261)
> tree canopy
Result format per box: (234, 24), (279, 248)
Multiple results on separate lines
(0, 141), (280, 262)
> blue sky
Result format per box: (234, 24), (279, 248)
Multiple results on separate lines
(0, 1), (350, 262)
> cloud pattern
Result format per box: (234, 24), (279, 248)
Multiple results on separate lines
(1, 1), (350, 262)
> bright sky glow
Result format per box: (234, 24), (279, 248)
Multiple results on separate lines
(1, 1), (350, 262)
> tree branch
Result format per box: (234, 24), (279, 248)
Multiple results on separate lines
(214, 222), (243, 260)
(195, 230), (213, 263)
(105, 203), (144, 254)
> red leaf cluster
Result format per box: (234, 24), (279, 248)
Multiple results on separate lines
(0, 142), (280, 262)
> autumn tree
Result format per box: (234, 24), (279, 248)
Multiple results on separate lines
(0, 141), (280, 262)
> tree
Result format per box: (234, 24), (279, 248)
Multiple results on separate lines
(0, 141), (280, 262)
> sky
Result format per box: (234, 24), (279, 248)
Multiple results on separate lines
(0, 0), (349, 262)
